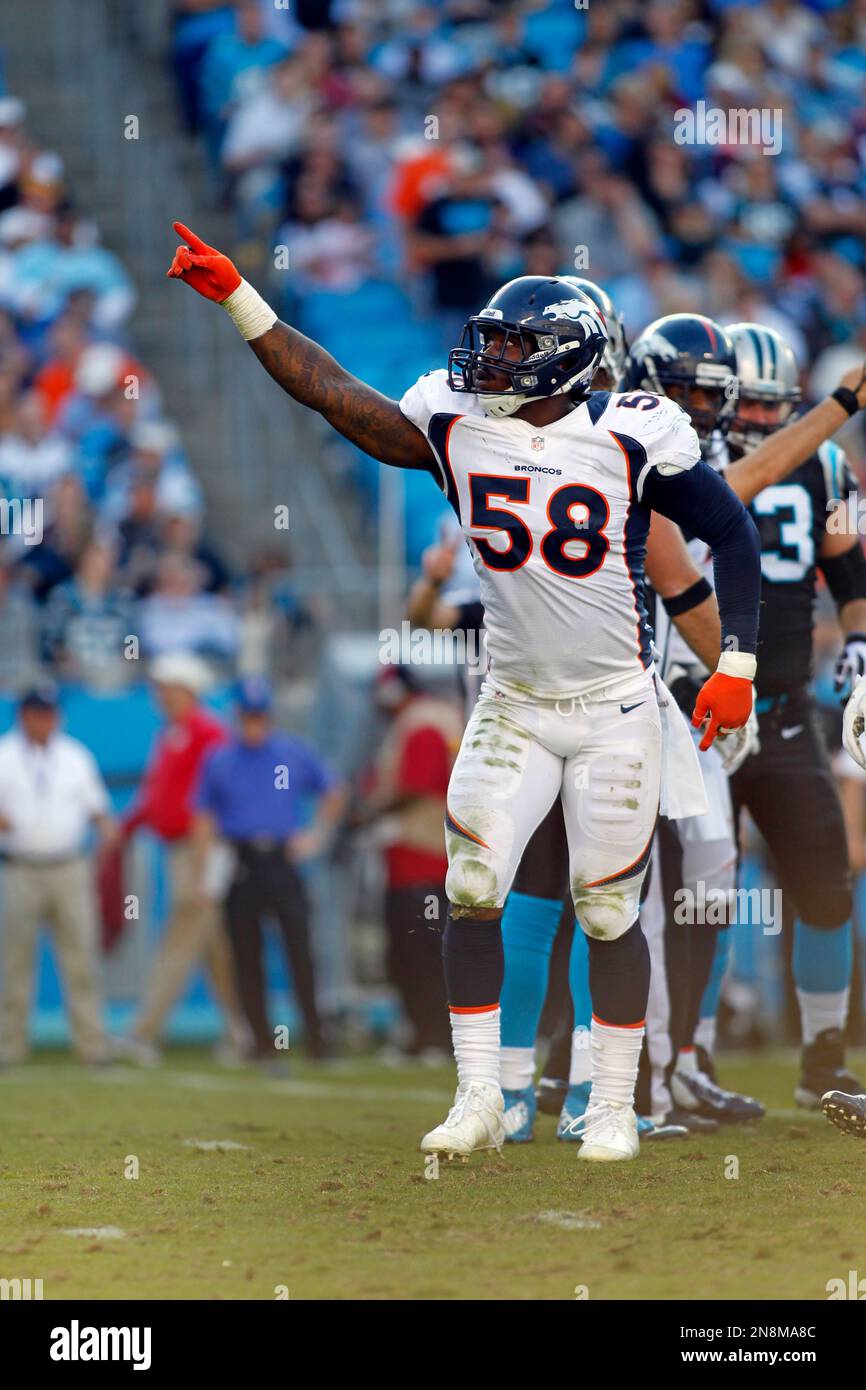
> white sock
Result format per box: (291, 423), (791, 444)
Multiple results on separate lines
(590, 1017), (644, 1107)
(693, 1014), (716, 1057)
(450, 1007), (501, 1089)
(796, 988), (850, 1046)
(677, 1045), (698, 1075)
(569, 1024), (592, 1086)
(500, 1044), (534, 1090)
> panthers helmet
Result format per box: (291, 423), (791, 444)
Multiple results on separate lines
(448, 276), (608, 418)
(625, 313), (739, 449)
(561, 276), (628, 387)
(726, 322), (800, 453)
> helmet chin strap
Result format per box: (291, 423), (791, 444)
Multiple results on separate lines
(479, 390), (544, 418)
(479, 375), (592, 419)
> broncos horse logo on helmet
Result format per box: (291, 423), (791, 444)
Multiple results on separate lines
(448, 276), (608, 418)
(560, 276), (628, 389)
(625, 313), (739, 451)
(726, 322), (801, 454)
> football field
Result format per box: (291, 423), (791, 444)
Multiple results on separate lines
(1, 1050), (865, 1302)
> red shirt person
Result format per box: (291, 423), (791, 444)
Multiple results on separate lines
(113, 652), (246, 1064)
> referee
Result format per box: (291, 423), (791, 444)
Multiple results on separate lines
(193, 677), (345, 1062)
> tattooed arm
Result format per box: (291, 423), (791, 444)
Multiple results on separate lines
(166, 222), (435, 470)
(248, 322), (436, 469)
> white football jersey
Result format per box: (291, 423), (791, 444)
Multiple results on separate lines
(400, 369), (701, 700)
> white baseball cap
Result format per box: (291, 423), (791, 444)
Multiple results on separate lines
(149, 651), (213, 695)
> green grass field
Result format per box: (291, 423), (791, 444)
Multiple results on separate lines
(1, 1049), (865, 1301)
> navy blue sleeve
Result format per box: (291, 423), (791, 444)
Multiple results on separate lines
(642, 459), (761, 657)
(452, 599), (485, 634)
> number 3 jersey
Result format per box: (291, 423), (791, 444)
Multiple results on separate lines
(399, 369), (702, 701)
(748, 440), (854, 698)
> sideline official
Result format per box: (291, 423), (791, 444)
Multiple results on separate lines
(194, 677), (345, 1061)
(0, 682), (115, 1064)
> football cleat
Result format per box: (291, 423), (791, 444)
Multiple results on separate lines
(110, 1035), (161, 1067)
(502, 1085), (536, 1143)
(671, 1066), (765, 1124)
(658, 1106), (720, 1134)
(796, 1029), (865, 1109)
(822, 1090), (866, 1138)
(420, 1080), (504, 1159)
(536, 1075), (569, 1116)
(637, 1114), (690, 1141)
(556, 1081), (592, 1141)
(573, 1100), (640, 1163)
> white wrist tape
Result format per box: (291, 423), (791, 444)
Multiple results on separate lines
(220, 278), (277, 341)
(717, 650), (757, 680)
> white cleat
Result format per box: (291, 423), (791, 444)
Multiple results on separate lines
(573, 1099), (640, 1163)
(420, 1080), (505, 1159)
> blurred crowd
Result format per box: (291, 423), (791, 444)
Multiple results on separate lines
(172, 0), (866, 466)
(0, 92), (315, 695)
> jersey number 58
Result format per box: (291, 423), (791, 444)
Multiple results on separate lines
(468, 474), (610, 578)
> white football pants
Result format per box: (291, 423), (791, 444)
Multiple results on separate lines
(445, 671), (662, 941)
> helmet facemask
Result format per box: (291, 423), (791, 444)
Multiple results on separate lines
(448, 305), (608, 418)
(729, 388), (797, 454)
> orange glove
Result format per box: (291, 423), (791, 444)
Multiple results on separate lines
(166, 222), (241, 303)
(692, 670), (754, 751)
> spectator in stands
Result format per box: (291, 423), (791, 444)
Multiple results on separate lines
(0, 554), (42, 690)
(279, 188), (375, 293)
(32, 312), (88, 425)
(410, 150), (499, 345)
(194, 675), (345, 1064)
(0, 96), (27, 215)
(58, 343), (144, 501)
(14, 472), (91, 603)
(114, 473), (162, 596)
(137, 553), (239, 663)
(356, 665), (462, 1061)
(236, 549), (317, 680)
(114, 651), (248, 1065)
(102, 418), (200, 528)
(0, 681), (116, 1065)
(42, 538), (135, 688)
(221, 55), (315, 236)
(0, 390), (72, 502)
(199, 0), (290, 166)
(159, 509), (231, 595)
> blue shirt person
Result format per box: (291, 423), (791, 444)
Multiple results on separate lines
(192, 677), (346, 1063)
(195, 677), (344, 863)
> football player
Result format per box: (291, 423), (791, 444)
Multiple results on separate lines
(495, 284), (733, 1142)
(505, 312), (866, 1140)
(723, 322), (866, 1107)
(626, 316), (866, 1117)
(168, 225), (762, 1163)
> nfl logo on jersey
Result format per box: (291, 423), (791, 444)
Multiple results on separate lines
(531, 435), (545, 451)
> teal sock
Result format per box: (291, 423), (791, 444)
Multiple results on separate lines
(500, 892), (563, 1047)
(698, 926), (730, 1023)
(569, 923), (591, 1030)
(793, 919), (852, 995)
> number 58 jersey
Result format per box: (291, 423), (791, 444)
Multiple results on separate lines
(400, 368), (702, 701)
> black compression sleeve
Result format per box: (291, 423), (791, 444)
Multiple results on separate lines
(642, 459), (761, 656)
(821, 542), (866, 608)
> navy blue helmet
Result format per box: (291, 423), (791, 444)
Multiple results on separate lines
(448, 276), (608, 418)
(625, 313), (739, 448)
